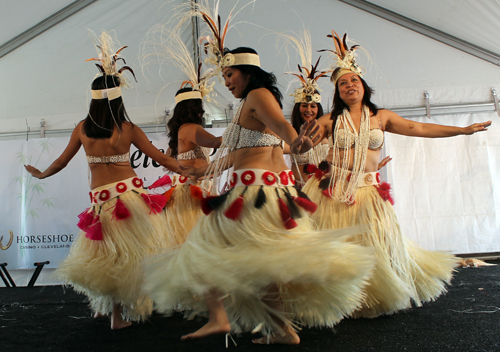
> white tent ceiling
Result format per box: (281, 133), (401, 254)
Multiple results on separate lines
(1, 0), (500, 137)
(369, 0), (500, 56)
(0, 0), (74, 47)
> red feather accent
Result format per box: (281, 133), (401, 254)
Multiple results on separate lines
(278, 198), (297, 229)
(148, 174), (172, 189)
(293, 197), (317, 214)
(190, 185), (204, 200)
(224, 195), (244, 220)
(322, 188), (334, 198)
(163, 187), (176, 205)
(304, 164), (317, 174)
(376, 182), (394, 205)
(85, 215), (103, 241)
(77, 208), (95, 231)
(112, 198), (131, 220)
(141, 193), (167, 214)
(314, 169), (324, 180)
(201, 196), (216, 215)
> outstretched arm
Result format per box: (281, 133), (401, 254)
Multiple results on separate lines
(179, 124), (222, 149)
(131, 125), (180, 173)
(383, 109), (491, 137)
(24, 123), (83, 179)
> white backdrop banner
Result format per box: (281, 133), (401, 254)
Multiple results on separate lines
(385, 112), (500, 254)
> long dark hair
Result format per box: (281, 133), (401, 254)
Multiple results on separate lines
(167, 87), (205, 156)
(291, 101), (324, 134)
(224, 47), (283, 109)
(83, 75), (132, 139)
(330, 75), (379, 140)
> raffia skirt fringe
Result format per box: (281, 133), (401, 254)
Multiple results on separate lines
(302, 176), (458, 318)
(144, 184), (375, 335)
(56, 181), (171, 321)
(162, 183), (208, 247)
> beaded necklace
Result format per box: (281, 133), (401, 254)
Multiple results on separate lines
(329, 105), (370, 204)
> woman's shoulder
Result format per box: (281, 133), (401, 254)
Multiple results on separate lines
(247, 87), (274, 100)
(178, 123), (199, 131)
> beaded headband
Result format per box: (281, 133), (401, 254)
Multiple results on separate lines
(91, 87), (122, 101)
(175, 90), (203, 103)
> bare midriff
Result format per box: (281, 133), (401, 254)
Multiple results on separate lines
(326, 148), (382, 173)
(233, 146), (288, 173)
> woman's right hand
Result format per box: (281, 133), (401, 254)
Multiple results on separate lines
(291, 120), (321, 154)
(24, 165), (43, 179)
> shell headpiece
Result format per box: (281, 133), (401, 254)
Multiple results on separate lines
(319, 31), (364, 85)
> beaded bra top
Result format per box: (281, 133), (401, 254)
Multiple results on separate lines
(223, 100), (284, 150)
(87, 152), (130, 164)
(176, 146), (211, 161)
(330, 128), (384, 151)
(293, 143), (330, 165)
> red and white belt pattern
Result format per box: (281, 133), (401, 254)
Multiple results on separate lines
(229, 169), (296, 188)
(171, 174), (212, 191)
(331, 169), (381, 188)
(89, 177), (144, 205)
(171, 174), (194, 187)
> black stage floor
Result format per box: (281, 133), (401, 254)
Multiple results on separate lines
(1, 264), (500, 352)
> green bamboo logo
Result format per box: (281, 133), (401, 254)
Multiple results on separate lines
(0, 230), (13, 250)
(15, 140), (56, 257)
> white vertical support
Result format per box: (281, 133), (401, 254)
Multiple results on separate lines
(492, 88), (500, 117)
(424, 91), (431, 119)
(227, 102), (235, 121)
(40, 119), (46, 138)
(164, 109), (171, 133)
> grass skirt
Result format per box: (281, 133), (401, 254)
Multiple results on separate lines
(162, 183), (207, 247)
(56, 181), (171, 321)
(144, 185), (375, 334)
(303, 176), (457, 318)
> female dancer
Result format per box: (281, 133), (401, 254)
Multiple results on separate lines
(25, 33), (180, 330)
(304, 31), (491, 318)
(284, 30), (389, 186)
(144, 7), (375, 344)
(282, 30), (330, 186)
(289, 80), (330, 186)
(151, 86), (221, 247)
(142, 28), (222, 247)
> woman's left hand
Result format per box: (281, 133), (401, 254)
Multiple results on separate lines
(24, 165), (43, 179)
(463, 121), (492, 135)
(179, 165), (202, 182)
(377, 156), (392, 170)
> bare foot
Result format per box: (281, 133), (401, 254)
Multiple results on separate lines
(252, 330), (300, 345)
(181, 321), (231, 340)
(111, 319), (132, 330)
(93, 312), (106, 318)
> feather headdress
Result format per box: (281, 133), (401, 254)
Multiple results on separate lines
(141, 25), (215, 104)
(182, 0), (260, 75)
(319, 31), (364, 85)
(282, 30), (331, 103)
(85, 31), (136, 98)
